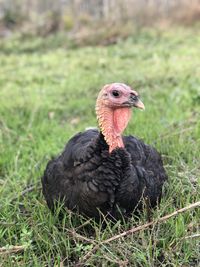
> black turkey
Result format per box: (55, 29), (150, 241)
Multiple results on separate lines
(42, 83), (167, 219)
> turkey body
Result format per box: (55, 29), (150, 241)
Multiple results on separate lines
(42, 129), (167, 219)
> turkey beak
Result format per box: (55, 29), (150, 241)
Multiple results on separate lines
(129, 94), (145, 110)
(133, 98), (145, 110)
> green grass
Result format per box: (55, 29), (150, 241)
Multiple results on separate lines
(0, 27), (200, 266)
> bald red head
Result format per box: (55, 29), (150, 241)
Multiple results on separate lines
(96, 83), (144, 153)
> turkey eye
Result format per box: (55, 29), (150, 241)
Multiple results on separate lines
(112, 90), (120, 97)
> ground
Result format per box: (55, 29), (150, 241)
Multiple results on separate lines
(0, 27), (199, 266)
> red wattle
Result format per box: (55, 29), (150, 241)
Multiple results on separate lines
(113, 108), (131, 135)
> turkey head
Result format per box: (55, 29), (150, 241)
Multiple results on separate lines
(96, 83), (145, 153)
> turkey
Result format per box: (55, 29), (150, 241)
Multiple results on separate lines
(42, 83), (167, 219)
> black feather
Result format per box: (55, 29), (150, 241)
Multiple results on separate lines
(41, 128), (167, 219)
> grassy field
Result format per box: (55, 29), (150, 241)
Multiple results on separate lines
(0, 27), (200, 266)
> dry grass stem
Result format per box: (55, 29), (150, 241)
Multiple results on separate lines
(0, 245), (25, 255)
(76, 201), (200, 266)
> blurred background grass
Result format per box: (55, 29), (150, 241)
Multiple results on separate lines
(0, 0), (200, 43)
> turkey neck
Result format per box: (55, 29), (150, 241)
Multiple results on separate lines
(96, 101), (131, 153)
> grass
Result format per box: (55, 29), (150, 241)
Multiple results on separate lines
(0, 27), (200, 266)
